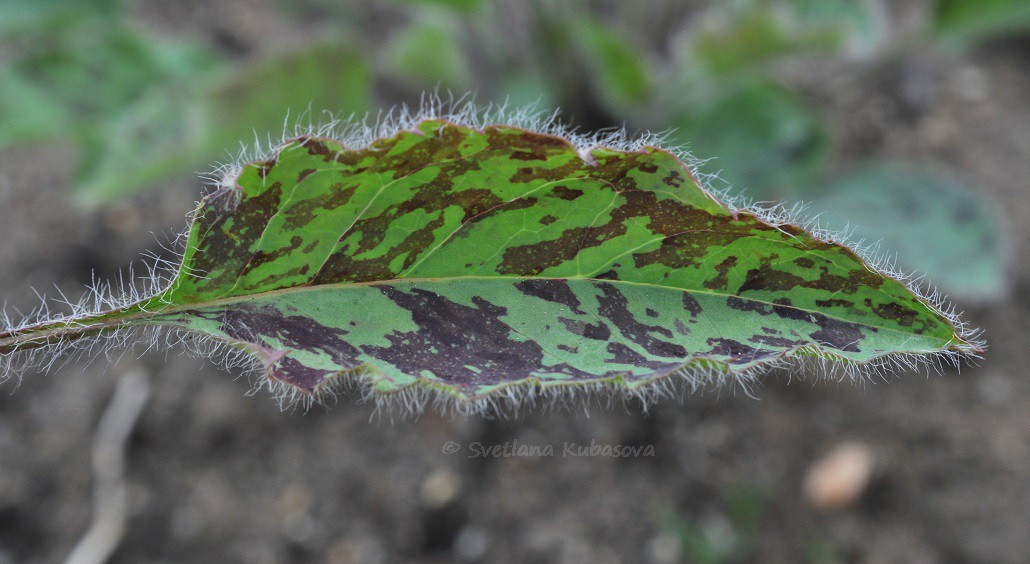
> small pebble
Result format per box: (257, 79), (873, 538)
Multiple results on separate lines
(420, 468), (461, 508)
(804, 442), (874, 510)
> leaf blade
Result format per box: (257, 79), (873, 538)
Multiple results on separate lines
(2, 115), (979, 407)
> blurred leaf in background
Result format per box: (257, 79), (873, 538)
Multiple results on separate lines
(80, 39), (372, 202)
(662, 486), (768, 564)
(0, 0), (120, 34)
(692, 7), (832, 76)
(661, 0), (870, 202)
(0, 0), (220, 202)
(933, 0), (1030, 45)
(0, 10), (217, 151)
(670, 82), (829, 202)
(792, 0), (886, 57)
(0, 0), (372, 203)
(812, 165), (1010, 301)
(207, 40), (371, 150)
(384, 8), (472, 92)
(571, 17), (652, 108)
(0, 67), (69, 143)
(395, 0), (483, 15)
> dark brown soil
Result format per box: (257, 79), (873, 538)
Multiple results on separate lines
(0, 2), (1026, 563)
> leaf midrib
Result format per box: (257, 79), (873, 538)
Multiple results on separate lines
(152, 274), (959, 347)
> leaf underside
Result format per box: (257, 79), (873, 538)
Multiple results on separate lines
(2, 119), (976, 403)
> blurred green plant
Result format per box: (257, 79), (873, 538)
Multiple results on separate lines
(810, 165), (1010, 301)
(662, 486), (769, 564)
(571, 18), (652, 107)
(805, 538), (845, 564)
(0, 0), (370, 203)
(0, 6), (217, 151)
(671, 82), (829, 202)
(81, 40), (371, 202)
(933, 0), (1030, 44)
(385, 9), (471, 91)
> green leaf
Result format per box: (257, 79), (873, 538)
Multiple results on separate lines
(0, 117), (979, 410)
(12, 23), (215, 128)
(687, 1), (868, 78)
(207, 41), (370, 140)
(933, 0), (1030, 44)
(791, 0), (884, 56)
(76, 40), (371, 202)
(671, 82), (829, 202)
(0, 17), (220, 192)
(693, 11), (803, 74)
(74, 85), (207, 203)
(573, 19), (651, 106)
(394, 0), (483, 14)
(0, 0), (118, 34)
(384, 17), (470, 91)
(811, 165), (1010, 301)
(0, 68), (69, 146)
(497, 73), (560, 113)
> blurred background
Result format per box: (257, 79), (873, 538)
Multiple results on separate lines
(0, 0), (1026, 562)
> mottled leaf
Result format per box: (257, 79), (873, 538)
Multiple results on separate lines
(0, 116), (980, 410)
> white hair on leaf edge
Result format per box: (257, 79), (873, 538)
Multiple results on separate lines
(1, 94), (984, 417)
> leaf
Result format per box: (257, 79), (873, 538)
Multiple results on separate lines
(497, 73), (560, 112)
(671, 82), (829, 202)
(811, 164), (1010, 301)
(395, 0), (484, 14)
(693, 10), (811, 74)
(384, 16), (471, 91)
(0, 0), (118, 34)
(76, 40), (371, 202)
(933, 0), (1030, 44)
(572, 19), (651, 106)
(0, 68), (69, 146)
(791, 0), (885, 57)
(74, 84), (207, 203)
(12, 22), (215, 131)
(0, 115), (980, 411)
(205, 40), (371, 148)
(0, 16), (220, 192)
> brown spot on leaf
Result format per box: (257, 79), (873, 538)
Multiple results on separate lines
(551, 185), (584, 200)
(706, 338), (775, 364)
(704, 256), (738, 291)
(595, 282), (686, 358)
(196, 304), (363, 392)
(515, 279), (585, 314)
(364, 287), (597, 388)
